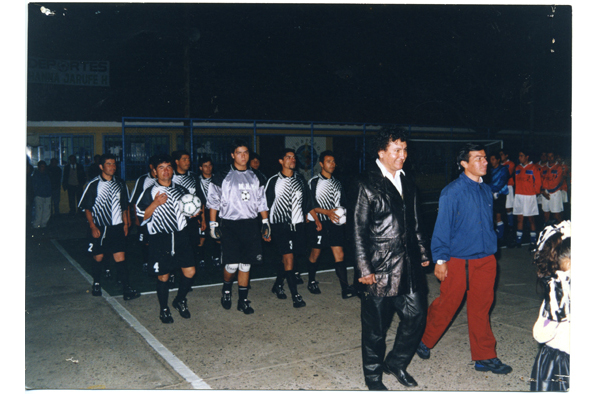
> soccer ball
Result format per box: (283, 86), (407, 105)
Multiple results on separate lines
(178, 194), (202, 217)
(333, 206), (346, 226)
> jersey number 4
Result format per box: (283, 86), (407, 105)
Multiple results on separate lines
(153, 262), (160, 273)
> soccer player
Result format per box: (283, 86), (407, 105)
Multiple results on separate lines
(129, 156), (157, 274)
(486, 152), (509, 246)
(207, 139), (271, 315)
(540, 150), (564, 224)
(197, 157), (220, 268)
(265, 148), (321, 308)
(499, 149), (516, 246)
(136, 154), (199, 323)
(307, 150), (357, 299)
(514, 148), (542, 251)
(78, 153), (140, 301)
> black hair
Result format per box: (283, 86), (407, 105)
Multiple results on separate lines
(37, 160), (47, 167)
(100, 153), (117, 166)
(198, 156), (212, 166)
(456, 143), (486, 171)
(171, 150), (190, 162)
(319, 150), (335, 164)
(151, 154), (173, 169)
(249, 152), (261, 162)
(534, 233), (571, 278)
(519, 147), (533, 158)
(231, 139), (250, 154)
(280, 148), (295, 160)
(373, 126), (408, 157)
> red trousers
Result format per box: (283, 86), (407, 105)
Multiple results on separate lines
(421, 255), (498, 361)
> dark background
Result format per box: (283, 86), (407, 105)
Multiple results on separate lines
(27, 3), (571, 136)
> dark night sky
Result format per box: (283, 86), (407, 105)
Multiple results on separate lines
(27, 2), (572, 134)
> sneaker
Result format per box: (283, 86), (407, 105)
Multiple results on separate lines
(92, 283), (102, 296)
(528, 243), (536, 253)
(221, 291), (232, 310)
(474, 358), (512, 374)
(172, 298), (191, 319)
(292, 294), (306, 308)
(341, 285), (357, 299)
(104, 269), (112, 280)
(212, 256), (222, 267)
(294, 272), (304, 284)
(123, 286), (140, 301)
(159, 307), (174, 324)
(415, 341), (430, 359)
(142, 262), (149, 274)
(271, 283), (287, 299)
(237, 299), (254, 314)
(307, 281), (321, 294)
(198, 259), (206, 270)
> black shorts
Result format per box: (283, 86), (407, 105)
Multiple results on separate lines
(147, 230), (195, 276)
(271, 223), (307, 257)
(137, 225), (149, 244)
(87, 224), (127, 257)
(308, 220), (345, 249)
(221, 218), (264, 265)
(186, 217), (201, 244)
(493, 194), (507, 215)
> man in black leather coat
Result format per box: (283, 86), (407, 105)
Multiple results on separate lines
(348, 127), (431, 390)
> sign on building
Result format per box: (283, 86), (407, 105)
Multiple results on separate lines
(28, 57), (110, 87)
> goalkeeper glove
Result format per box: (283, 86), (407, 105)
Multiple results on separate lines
(209, 221), (222, 240)
(261, 218), (271, 240)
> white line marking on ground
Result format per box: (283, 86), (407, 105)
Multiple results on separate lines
(51, 239), (211, 390)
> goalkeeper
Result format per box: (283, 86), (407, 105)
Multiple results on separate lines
(206, 139), (271, 315)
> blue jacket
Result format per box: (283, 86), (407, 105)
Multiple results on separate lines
(431, 172), (497, 261)
(488, 165), (509, 195)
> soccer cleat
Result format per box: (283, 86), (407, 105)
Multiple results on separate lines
(198, 259), (206, 270)
(212, 256), (222, 267)
(172, 298), (191, 318)
(474, 358), (513, 374)
(142, 262), (149, 274)
(159, 307), (174, 324)
(104, 269), (112, 280)
(237, 299), (254, 314)
(292, 294), (306, 308)
(294, 272), (304, 284)
(123, 286), (140, 301)
(307, 280), (321, 294)
(92, 283), (102, 296)
(168, 273), (175, 283)
(415, 341), (430, 359)
(341, 285), (357, 299)
(271, 283), (287, 299)
(221, 291), (232, 310)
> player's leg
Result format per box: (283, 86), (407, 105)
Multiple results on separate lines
(236, 264), (254, 314)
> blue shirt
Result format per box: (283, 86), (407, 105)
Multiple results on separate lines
(431, 172), (497, 261)
(488, 165), (509, 195)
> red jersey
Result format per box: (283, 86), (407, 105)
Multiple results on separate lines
(502, 159), (516, 186)
(560, 163), (570, 192)
(541, 163), (564, 192)
(515, 162), (542, 196)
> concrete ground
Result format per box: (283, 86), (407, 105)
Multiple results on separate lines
(24, 214), (559, 392)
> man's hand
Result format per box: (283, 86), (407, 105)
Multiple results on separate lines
(542, 191), (550, 200)
(123, 223), (129, 237)
(358, 273), (377, 285)
(421, 260), (430, 267)
(326, 209), (340, 224)
(434, 263), (448, 281)
(90, 225), (101, 239)
(153, 191), (168, 206)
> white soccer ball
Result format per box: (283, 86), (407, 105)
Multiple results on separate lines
(179, 193), (202, 217)
(333, 206), (346, 226)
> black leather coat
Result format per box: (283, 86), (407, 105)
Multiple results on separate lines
(348, 167), (430, 297)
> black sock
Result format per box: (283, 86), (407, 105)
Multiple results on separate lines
(286, 270), (299, 296)
(239, 286), (249, 301)
(274, 264), (286, 287)
(176, 275), (194, 301)
(142, 243), (149, 266)
(157, 280), (170, 310)
(222, 280), (233, 293)
(115, 260), (130, 287)
(213, 242), (222, 260)
(334, 261), (349, 290)
(197, 245), (206, 261)
(308, 261), (318, 283)
(92, 259), (103, 284)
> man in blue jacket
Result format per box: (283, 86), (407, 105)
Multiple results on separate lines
(416, 143), (512, 375)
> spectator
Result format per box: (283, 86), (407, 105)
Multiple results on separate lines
(48, 158), (62, 217)
(32, 161), (52, 229)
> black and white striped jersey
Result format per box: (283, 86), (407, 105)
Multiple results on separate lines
(199, 175), (212, 202)
(136, 182), (190, 234)
(206, 166), (268, 220)
(173, 170), (205, 204)
(129, 172), (156, 205)
(79, 175), (130, 227)
(265, 171), (314, 225)
(308, 173), (345, 222)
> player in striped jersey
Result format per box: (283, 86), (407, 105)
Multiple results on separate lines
(207, 140), (271, 315)
(136, 154), (200, 323)
(78, 153), (139, 301)
(307, 150), (357, 299)
(129, 156), (157, 274)
(265, 148), (320, 308)
(196, 157), (221, 268)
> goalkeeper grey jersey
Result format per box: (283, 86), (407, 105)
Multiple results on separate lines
(78, 175), (130, 227)
(265, 171), (314, 225)
(206, 165), (268, 220)
(308, 173), (345, 222)
(136, 182), (190, 234)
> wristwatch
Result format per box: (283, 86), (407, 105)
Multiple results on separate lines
(436, 260), (446, 265)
